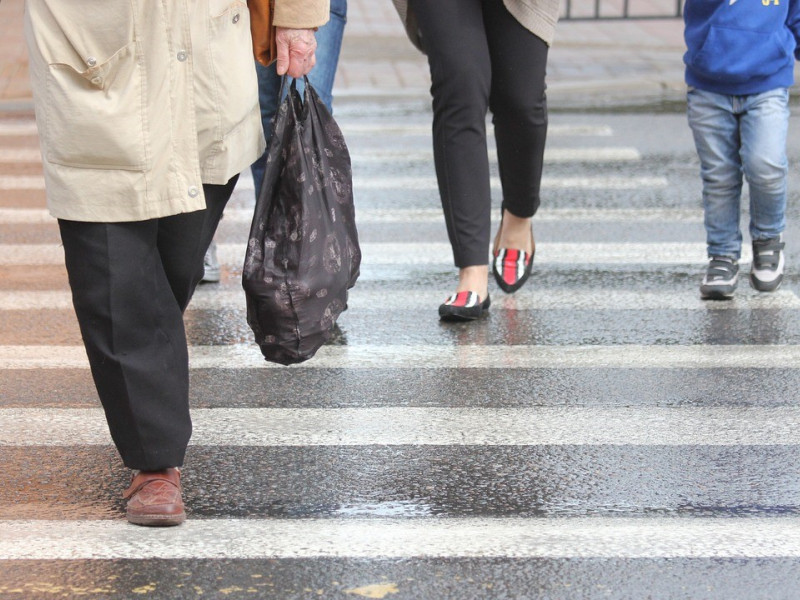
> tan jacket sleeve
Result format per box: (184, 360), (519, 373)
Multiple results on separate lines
(273, 0), (330, 28)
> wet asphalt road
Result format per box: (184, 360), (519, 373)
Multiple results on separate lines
(3, 103), (800, 599)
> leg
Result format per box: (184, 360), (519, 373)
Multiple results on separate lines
(200, 174), (240, 285)
(162, 177), (237, 309)
(410, 0), (492, 273)
(60, 217), (193, 470)
(740, 88), (789, 242)
(740, 88), (789, 291)
(687, 88), (744, 260)
(301, 0), (347, 110)
(58, 178), (236, 471)
(483, 0), (547, 254)
(480, 0), (546, 293)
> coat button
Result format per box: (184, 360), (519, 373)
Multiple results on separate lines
(188, 186), (200, 198)
(232, 13), (240, 23)
(86, 57), (97, 67)
(91, 76), (103, 86)
(177, 50), (188, 62)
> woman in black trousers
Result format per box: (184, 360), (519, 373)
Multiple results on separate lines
(395, 0), (559, 320)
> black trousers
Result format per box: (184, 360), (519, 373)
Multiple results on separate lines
(58, 177), (237, 471)
(410, 0), (549, 268)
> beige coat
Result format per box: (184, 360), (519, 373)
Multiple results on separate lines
(391, 0), (560, 50)
(24, 0), (329, 222)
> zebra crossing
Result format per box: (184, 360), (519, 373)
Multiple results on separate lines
(2, 107), (800, 598)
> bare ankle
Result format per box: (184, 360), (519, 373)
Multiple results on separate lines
(495, 210), (533, 254)
(456, 265), (489, 300)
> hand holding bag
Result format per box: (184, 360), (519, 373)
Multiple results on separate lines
(242, 78), (360, 365)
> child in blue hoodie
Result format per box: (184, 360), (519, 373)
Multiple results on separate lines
(684, 0), (800, 299)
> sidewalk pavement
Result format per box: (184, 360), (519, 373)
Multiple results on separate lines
(0, 0), (761, 113)
(339, 0), (689, 109)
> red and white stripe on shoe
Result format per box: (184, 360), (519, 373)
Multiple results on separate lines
(443, 291), (481, 307)
(494, 248), (531, 287)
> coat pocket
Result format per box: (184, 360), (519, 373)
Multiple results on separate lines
(207, 1), (259, 136)
(690, 26), (792, 84)
(45, 41), (149, 171)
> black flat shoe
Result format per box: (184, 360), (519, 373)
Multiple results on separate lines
(492, 246), (534, 293)
(439, 291), (490, 321)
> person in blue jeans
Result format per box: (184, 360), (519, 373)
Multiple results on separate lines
(251, 0), (347, 194)
(684, 0), (800, 300)
(203, 0), (347, 282)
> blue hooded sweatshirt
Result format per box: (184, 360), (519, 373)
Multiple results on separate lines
(684, 0), (800, 95)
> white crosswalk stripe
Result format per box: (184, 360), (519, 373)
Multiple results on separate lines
(1, 344), (798, 370)
(0, 148), (41, 162)
(337, 123), (615, 137)
(0, 242), (754, 266)
(4, 517), (800, 560)
(354, 175), (668, 190)
(0, 175), (46, 189)
(0, 121), (38, 136)
(351, 147), (642, 163)
(0, 206), (706, 224)
(0, 147), (608, 169)
(3, 406), (799, 446)
(0, 174), (667, 191)
(3, 288), (798, 310)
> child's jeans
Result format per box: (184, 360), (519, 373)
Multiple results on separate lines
(687, 87), (788, 260)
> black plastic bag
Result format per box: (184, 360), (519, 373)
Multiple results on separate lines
(242, 78), (360, 365)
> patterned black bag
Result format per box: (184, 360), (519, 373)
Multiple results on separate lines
(242, 78), (360, 365)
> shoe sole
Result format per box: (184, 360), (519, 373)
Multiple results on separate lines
(439, 309), (484, 321)
(700, 287), (735, 300)
(127, 511), (186, 527)
(439, 297), (491, 321)
(750, 273), (783, 292)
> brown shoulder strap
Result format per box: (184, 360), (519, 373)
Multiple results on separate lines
(248, 0), (278, 66)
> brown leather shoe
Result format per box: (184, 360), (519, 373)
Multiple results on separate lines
(123, 468), (186, 527)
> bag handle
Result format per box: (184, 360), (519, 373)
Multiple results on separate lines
(280, 76), (315, 120)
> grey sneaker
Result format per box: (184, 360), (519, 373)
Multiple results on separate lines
(700, 256), (738, 300)
(201, 241), (220, 283)
(750, 235), (785, 292)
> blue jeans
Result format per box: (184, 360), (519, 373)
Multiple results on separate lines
(250, 0), (347, 197)
(687, 87), (789, 260)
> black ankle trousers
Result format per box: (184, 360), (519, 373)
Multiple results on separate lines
(410, 0), (549, 267)
(58, 177), (236, 471)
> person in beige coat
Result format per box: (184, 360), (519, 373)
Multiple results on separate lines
(24, 0), (329, 526)
(392, 0), (559, 321)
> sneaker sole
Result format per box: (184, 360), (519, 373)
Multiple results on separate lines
(750, 273), (783, 292)
(201, 270), (221, 284)
(700, 287), (736, 300)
